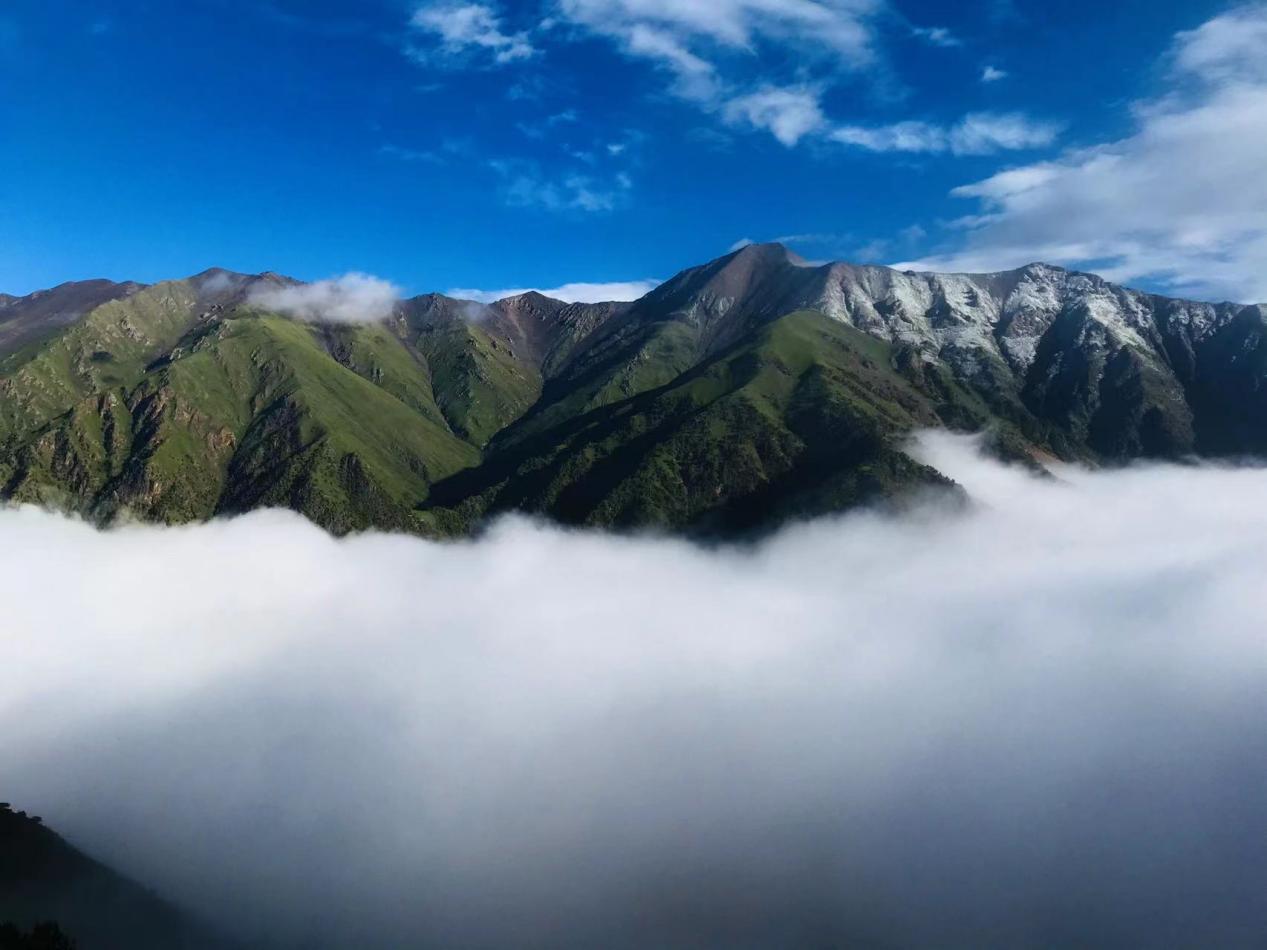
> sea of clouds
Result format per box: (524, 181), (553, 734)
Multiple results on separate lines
(4, 434), (1267, 948)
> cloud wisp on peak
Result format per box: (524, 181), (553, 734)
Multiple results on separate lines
(247, 273), (402, 324)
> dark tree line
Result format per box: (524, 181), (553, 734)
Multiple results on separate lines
(0, 922), (75, 950)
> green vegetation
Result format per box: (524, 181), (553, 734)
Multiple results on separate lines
(2, 257), (1263, 538)
(425, 311), (985, 534)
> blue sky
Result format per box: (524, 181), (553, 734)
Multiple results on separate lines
(2, 0), (1264, 302)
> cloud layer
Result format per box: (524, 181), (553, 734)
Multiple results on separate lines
(247, 273), (401, 324)
(5, 436), (1267, 947)
(905, 3), (1267, 301)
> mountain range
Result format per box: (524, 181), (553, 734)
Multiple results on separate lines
(2, 243), (1263, 537)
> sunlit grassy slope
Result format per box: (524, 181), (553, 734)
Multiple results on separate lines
(5, 250), (1260, 537)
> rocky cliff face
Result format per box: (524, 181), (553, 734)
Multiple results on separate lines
(619, 243), (1265, 459)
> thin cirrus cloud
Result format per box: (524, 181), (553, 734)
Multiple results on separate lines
(407, 1), (535, 64)
(489, 159), (634, 213)
(247, 274), (402, 324)
(911, 25), (960, 47)
(554, 0), (883, 97)
(6, 434), (1267, 947)
(402, 1), (1060, 157)
(900, 3), (1267, 302)
(830, 112), (1062, 155)
(448, 279), (659, 304)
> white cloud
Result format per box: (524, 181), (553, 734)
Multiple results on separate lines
(448, 278), (658, 303)
(830, 119), (946, 152)
(621, 20), (721, 101)
(1171, 2), (1267, 83)
(830, 112), (1059, 155)
(6, 436), (1267, 946)
(401, 0), (1044, 155)
(490, 159), (633, 213)
(901, 4), (1267, 301)
(247, 273), (401, 324)
(722, 85), (826, 146)
(912, 25), (959, 47)
(516, 108), (581, 139)
(981, 65), (1008, 82)
(556, 0), (882, 74)
(409, 1), (535, 64)
(948, 112), (1061, 153)
(552, 0), (880, 141)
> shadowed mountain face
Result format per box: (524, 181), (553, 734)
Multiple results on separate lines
(0, 280), (144, 358)
(0, 244), (1263, 536)
(0, 805), (224, 949)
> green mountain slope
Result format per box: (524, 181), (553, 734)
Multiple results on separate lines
(425, 310), (983, 533)
(1, 247), (1264, 537)
(0, 285), (484, 533)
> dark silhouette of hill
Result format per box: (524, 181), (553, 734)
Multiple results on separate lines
(0, 804), (228, 949)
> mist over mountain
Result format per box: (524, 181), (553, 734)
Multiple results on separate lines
(1, 245), (1264, 539)
(4, 435), (1267, 948)
(0, 805), (222, 949)
(9, 2), (1267, 946)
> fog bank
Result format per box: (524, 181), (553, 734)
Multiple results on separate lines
(4, 435), (1267, 948)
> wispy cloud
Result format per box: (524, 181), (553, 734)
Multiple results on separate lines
(248, 274), (401, 323)
(516, 108), (580, 140)
(555, 0), (881, 95)
(550, 0), (881, 143)
(902, 4), (1267, 301)
(912, 25), (960, 47)
(489, 159), (632, 213)
(408, 1), (535, 65)
(378, 143), (445, 165)
(722, 85), (826, 146)
(397, 0), (1053, 157)
(981, 65), (1007, 82)
(831, 112), (1060, 155)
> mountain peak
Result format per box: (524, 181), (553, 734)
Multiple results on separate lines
(1014, 261), (1069, 278)
(497, 290), (565, 308)
(727, 241), (804, 266)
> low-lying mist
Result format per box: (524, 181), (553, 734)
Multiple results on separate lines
(4, 434), (1267, 948)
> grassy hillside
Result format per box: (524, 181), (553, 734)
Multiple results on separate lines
(0, 295), (482, 534)
(4, 253), (1261, 538)
(424, 311), (990, 534)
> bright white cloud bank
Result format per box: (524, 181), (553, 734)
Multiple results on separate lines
(448, 278), (658, 304)
(5, 435), (1267, 947)
(247, 273), (401, 324)
(906, 3), (1267, 302)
